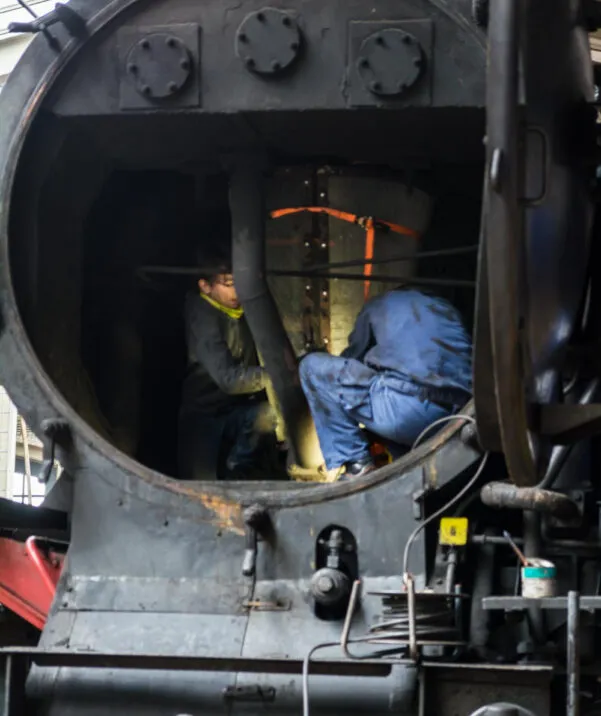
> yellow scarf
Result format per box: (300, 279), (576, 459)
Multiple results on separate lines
(200, 292), (244, 320)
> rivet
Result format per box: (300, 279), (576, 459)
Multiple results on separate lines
(402, 34), (411, 44)
(271, 60), (281, 71)
(414, 56), (422, 67)
(167, 81), (178, 93)
(290, 40), (299, 51)
(359, 57), (369, 69)
(245, 57), (256, 68)
(370, 80), (382, 92)
(398, 81), (407, 91)
(180, 58), (190, 70)
(282, 15), (291, 27)
(141, 84), (151, 96)
(257, 11), (265, 22)
(166, 36), (177, 48)
(375, 34), (385, 46)
(127, 62), (138, 74)
(239, 32), (248, 43)
(140, 38), (150, 50)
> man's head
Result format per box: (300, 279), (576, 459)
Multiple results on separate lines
(197, 256), (240, 310)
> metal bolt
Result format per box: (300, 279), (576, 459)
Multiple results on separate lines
(167, 81), (178, 93)
(245, 57), (255, 69)
(398, 81), (407, 91)
(180, 58), (190, 70)
(166, 36), (177, 48)
(257, 11), (265, 22)
(317, 575), (335, 593)
(141, 84), (151, 96)
(370, 80), (382, 92)
(271, 60), (281, 71)
(127, 62), (138, 74)
(239, 32), (248, 43)
(375, 34), (385, 46)
(402, 34), (411, 44)
(140, 38), (150, 50)
(290, 40), (299, 51)
(282, 15), (291, 27)
(358, 57), (369, 69)
(414, 56), (422, 67)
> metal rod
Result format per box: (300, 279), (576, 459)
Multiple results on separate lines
(567, 590), (580, 716)
(268, 270), (475, 288)
(305, 244), (479, 272)
(19, 416), (33, 506)
(407, 574), (418, 661)
(341, 580), (361, 659)
(136, 264), (475, 288)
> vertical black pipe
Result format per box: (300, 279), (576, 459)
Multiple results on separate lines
(567, 590), (580, 716)
(523, 510), (545, 645)
(228, 156), (322, 469)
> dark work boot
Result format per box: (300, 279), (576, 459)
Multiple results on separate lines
(341, 457), (377, 480)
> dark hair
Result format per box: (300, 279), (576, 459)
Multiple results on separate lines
(196, 248), (232, 284)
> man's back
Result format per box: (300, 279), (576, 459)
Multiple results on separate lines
(344, 289), (472, 394)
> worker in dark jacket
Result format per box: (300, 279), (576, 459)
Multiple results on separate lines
(299, 288), (472, 481)
(178, 256), (276, 480)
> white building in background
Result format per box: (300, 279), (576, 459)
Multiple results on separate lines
(0, 0), (54, 89)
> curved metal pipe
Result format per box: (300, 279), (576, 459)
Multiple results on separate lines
(538, 377), (600, 489)
(480, 482), (580, 520)
(228, 156), (322, 469)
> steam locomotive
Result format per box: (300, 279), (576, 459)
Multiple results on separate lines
(0, 0), (599, 714)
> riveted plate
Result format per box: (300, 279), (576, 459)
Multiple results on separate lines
(236, 7), (302, 76)
(348, 20), (433, 107)
(356, 28), (423, 97)
(118, 24), (201, 111)
(126, 33), (191, 100)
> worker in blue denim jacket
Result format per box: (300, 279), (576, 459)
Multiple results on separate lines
(299, 288), (472, 481)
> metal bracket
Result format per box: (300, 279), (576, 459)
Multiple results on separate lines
(241, 504), (270, 577)
(40, 419), (70, 484)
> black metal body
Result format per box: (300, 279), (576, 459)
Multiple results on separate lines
(0, 0), (599, 714)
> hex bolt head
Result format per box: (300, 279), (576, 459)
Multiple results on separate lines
(317, 575), (335, 593)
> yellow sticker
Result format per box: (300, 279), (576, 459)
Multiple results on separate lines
(439, 517), (469, 546)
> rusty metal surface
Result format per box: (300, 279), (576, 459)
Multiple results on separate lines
(480, 482), (580, 520)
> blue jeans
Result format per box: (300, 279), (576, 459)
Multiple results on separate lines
(178, 400), (276, 480)
(299, 354), (450, 470)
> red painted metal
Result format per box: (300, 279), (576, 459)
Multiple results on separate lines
(0, 536), (64, 630)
